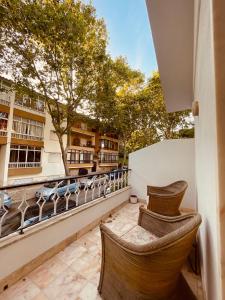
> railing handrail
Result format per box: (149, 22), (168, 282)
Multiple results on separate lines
(0, 168), (130, 190)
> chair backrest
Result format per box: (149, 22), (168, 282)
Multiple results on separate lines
(147, 180), (188, 216)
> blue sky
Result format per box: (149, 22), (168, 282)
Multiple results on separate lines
(91, 0), (158, 79)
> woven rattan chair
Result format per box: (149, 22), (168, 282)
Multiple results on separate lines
(98, 206), (201, 300)
(147, 180), (188, 216)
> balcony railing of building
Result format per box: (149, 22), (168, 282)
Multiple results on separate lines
(11, 133), (43, 141)
(8, 162), (41, 169)
(99, 159), (118, 163)
(15, 97), (45, 114)
(67, 160), (93, 164)
(0, 130), (7, 137)
(0, 169), (130, 238)
(71, 142), (95, 148)
(0, 98), (10, 106)
(100, 146), (118, 151)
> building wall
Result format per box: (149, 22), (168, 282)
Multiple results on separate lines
(194, 0), (221, 299)
(0, 78), (120, 186)
(129, 139), (196, 210)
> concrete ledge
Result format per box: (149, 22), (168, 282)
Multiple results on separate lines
(0, 186), (131, 293)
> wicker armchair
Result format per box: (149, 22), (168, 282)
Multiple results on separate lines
(98, 206), (201, 300)
(147, 180), (188, 216)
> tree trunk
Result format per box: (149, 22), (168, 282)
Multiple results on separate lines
(58, 134), (70, 176)
(122, 141), (127, 166)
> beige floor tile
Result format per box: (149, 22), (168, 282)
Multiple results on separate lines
(0, 203), (203, 300)
(70, 254), (100, 281)
(32, 292), (49, 300)
(89, 272), (100, 287)
(56, 244), (87, 266)
(0, 277), (40, 300)
(43, 268), (86, 300)
(78, 282), (101, 300)
(28, 265), (56, 289)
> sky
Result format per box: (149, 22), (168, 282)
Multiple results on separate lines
(91, 0), (158, 79)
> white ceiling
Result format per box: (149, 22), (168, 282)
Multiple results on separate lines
(146, 0), (194, 112)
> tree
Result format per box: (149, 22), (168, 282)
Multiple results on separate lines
(0, 0), (107, 175)
(91, 56), (145, 164)
(140, 72), (191, 140)
(93, 68), (192, 158)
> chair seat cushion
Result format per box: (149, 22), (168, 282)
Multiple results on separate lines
(121, 225), (158, 245)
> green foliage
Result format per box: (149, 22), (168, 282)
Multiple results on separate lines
(179, 127), (194, 138)
(0, 0), (107, 174)
(92, 69), (193, 159)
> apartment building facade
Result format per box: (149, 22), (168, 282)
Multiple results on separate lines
(0, 77), (119, 186)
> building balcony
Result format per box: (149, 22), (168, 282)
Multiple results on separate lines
(8, 162), (41, 168)
(0, 139), (204, 299)
(0, 130), (7, 137)
(0, 168), (203, 299)
(14, 99), (45, 115)
(99, 147), (118, 153)
(0, 98), (10, 107)
(69, 144), (95, 152)
(11, 133), (43, 141)
(71, 127), (95, 137)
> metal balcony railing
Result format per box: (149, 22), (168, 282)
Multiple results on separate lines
(0, 98), (10, 106)
(67, 159), (93, 164)
(0, 169), (130, 238)
(99, 159), (118, 163)
(14, 99), (45, 114)
(0, 130), (7, 137)
(11, 133), (43, 141)
(8, 162), (41, 168)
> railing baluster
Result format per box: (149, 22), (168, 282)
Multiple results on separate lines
(36, 190), (47, 221)
(18, 191), (30, 231)
(75, 183), (80, 206)
(64, 179), (72, 211)
(0, 192), (9, 237)
(0, 169), (130, 239)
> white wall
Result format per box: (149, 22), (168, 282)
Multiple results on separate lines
(194, 0), (221, 299)
(129, 138), (196, 210)
(41, 111), (66, 178)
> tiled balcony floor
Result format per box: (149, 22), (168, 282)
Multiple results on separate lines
(0, 203), (203, 300)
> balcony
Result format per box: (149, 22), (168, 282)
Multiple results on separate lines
(0, 130), (7, 137)
(71, 127), (95, 137)
(11, 133), (43, 141)
(14, 98), (45, 114)
(0, 179), (203, 299)
(8, 162), (41, 168)
(0, 98), (10, 107)
(69, 144), (95, 152)
(0, 141), (203, 299)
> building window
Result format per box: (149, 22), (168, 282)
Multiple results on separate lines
(9, 145), (42, 168)
(0, 112), (8, 131)
(0, 81), (11, 106)
(100, 139), (118, 150)
(15, 94), (45, 113)
(12, 116), (44, 141)
(99, 153), (118, 163)
(67, 150), (93, 164)
(80, 122), (87, 131)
